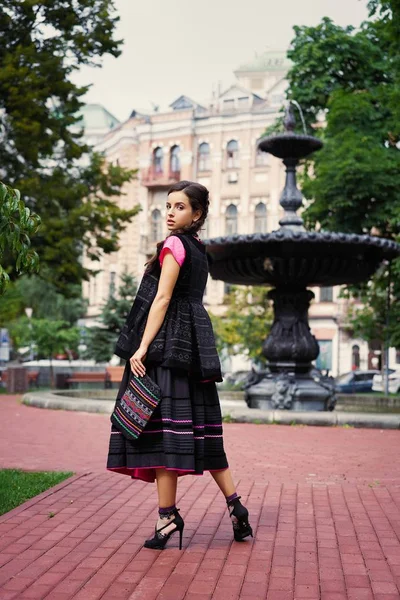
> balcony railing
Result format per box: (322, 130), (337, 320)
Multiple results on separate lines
(141, 167), (181, 187)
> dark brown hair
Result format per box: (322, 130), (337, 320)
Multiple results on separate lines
(144, 180), (210, 273)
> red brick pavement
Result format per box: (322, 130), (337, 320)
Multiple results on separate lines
(0, 394), (399, 600)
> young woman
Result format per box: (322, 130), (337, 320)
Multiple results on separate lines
(106, 180), (253, 550)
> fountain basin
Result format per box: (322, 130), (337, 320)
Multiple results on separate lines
(205, 230), (400, 288)
(258, 132), (323, 159)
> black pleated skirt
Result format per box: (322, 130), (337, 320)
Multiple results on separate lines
(106, 362), (229, 483)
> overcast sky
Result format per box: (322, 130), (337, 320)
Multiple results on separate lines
(72, 0), (370, 122)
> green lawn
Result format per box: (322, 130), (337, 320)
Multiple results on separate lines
(0, 469), (75, 517)
(0, 387), (52, 395)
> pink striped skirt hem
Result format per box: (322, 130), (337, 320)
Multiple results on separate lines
(107, 465), (228, 484)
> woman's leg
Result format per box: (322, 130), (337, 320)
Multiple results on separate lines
(154, 469), (179, 535)
(211, 468), (236, 497)
(211, 468), (253, 540)
(156, 468), (178, 507)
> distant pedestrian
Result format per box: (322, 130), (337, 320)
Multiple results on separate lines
(106, 180), (253, 549)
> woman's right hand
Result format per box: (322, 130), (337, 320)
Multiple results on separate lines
(130, 346), (147, 377)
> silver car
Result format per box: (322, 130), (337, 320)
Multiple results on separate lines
(372, 369), (400, 394)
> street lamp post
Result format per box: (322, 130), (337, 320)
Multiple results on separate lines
(25, 307), (33, 361)
(384, 262), (392, 397)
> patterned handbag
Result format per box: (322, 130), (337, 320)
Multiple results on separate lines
(110, 372), (161, 441)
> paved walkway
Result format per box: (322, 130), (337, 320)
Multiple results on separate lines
(0, 394), (399, 600)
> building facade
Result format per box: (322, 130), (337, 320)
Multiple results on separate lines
(81, 51), (396, 376)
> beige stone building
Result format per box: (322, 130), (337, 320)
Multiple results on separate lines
(81, 50), (393, 376)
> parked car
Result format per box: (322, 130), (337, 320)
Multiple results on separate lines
(372, 369), (400, 394)
(224, 370), (253, 389)
(335, 370), (380, 394)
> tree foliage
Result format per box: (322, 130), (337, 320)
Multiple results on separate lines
(275, 3), (400, 348)
(0, 1), (140, 295)
(9, 317), (80, 386)
(209, 286), (273, 365)
(84, 271), (138, 363)
(0, 181), (40, 294)
(0, 274), (87, 328)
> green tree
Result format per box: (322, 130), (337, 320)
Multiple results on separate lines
(209, 285), (273, 365)
(269, 4), (400, 350)
(85, 271), (138, 363)
(9, 318), (79, 387)
(0, 1), (140, 295)
(0, 181), (40, 294)
(0, 273), (88, 329)
(343, 261), (399, 352)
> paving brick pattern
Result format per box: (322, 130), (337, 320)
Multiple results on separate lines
(0, 395), (399, 599)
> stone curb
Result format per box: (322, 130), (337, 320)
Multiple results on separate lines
(222, 407), (400, 429)
(21, 392), (400, 429)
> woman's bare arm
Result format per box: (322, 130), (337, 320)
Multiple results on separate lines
(130, 250), (180, 376)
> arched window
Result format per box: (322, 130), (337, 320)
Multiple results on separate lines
(150, 209), (162, 242)
(153, 147), (163, 173)
(170, 145), (180, 174)
(352, 344), (360, 370)
(254, 202), (267, 233)
(109, 271), (116, 297)
(320, 287), (333, 302)
(198, 142), (211, 171)
(255, 146), (268, 166)
(225, 204), (238, 235)
(226, 140), (239, 169)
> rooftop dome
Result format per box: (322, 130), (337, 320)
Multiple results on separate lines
(235, 50), (292, 73)
(78, 103), (120, 131)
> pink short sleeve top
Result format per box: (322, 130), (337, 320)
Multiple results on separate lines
(159, 235), (186, 267)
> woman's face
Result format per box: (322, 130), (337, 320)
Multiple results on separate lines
(166, 191), (201, 233)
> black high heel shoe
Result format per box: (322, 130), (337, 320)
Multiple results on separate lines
(144, 508), (184, 550)
(228, 496), (253, 542)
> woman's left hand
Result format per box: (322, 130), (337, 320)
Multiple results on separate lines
(130, 346), (147, 377)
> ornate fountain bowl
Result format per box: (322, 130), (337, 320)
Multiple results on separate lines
(205, 230), (400, 288)
(258, 132), (323, 160)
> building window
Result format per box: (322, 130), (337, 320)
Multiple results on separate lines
(170, 145), (180, 174)
(352, 344), (360, 370)
(150, 209), (162, 242)
(254, 202), (267, 233)
(316, 340), (333, 372)
(238, 96), (249, 109)
(225, 204), (238, 235)
(109, 271), (116, 297)
(223, 99), (235, 111)
(153, 147), (163, 173)
(198, 142), (211, 171)
(320, 287), (333, 302)
(92, 276), (97, 304)
(255, 146), (268, 166)
(396, 349), (400, 364)
(226, 140), (239, 169)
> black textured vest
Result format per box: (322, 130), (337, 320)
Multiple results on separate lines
(114, 232), (222, 382)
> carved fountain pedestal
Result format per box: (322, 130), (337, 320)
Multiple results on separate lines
(256, 287), (332, 411)
(205, 104), (400, 411)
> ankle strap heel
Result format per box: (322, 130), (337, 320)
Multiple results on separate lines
(144, 508), (185, 550)
(227, 497), (253, 542)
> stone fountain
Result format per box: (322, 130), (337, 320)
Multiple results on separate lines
(205, 103), (400, 411)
